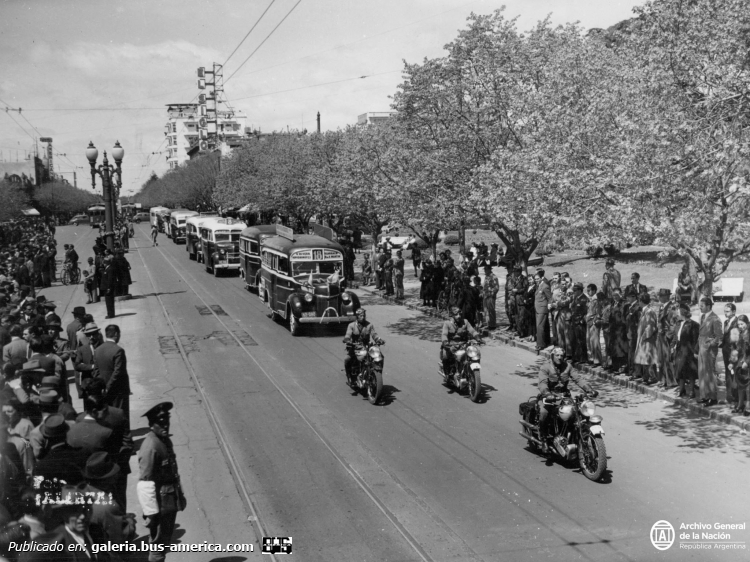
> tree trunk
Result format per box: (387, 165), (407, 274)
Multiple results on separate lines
(458, 220), (466, 256)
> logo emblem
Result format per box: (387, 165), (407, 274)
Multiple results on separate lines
(650, 520), (675, 550)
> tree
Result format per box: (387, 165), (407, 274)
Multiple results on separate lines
(0, 180), (30, 221)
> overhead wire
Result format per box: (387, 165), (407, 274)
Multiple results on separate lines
(225, 0), (303, 84)
(223, 0), (278, 66)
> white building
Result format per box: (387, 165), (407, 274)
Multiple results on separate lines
(165, 103), (247, 168)
(357, 112), (396, 125)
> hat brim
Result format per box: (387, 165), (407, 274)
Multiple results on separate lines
(82, 463), (120, 480)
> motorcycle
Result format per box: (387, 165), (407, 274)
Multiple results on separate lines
(519, 391), (607, 482)
(441, 340), (483, 402)
(345, 339), (385, 405)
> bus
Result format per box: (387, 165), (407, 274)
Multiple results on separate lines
(239, 225), (278, 291)
(198, 217), (244, 276)
(87, 205), (106, 228)
(168, 210), (198, 242)
(149, 207), (171, 230)
(185, 213), (218, 260)
(258, 226), (360, 336)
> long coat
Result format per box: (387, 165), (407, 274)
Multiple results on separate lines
(635, 304), (659, 366)
(673, 318), (699, 382)
(656, 301), (678, 384)
(698, 310), (722, 399)
(603, 300), (628, 359)
(93, 341), (130, 417)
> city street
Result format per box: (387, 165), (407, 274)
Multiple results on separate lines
(105, 223), (749, 561)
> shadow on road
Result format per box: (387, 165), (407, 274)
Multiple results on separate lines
(130, 290), (187, 300)
(385, 314), (443, 343)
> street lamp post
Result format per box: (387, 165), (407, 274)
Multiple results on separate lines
(86, 141), (124, 251)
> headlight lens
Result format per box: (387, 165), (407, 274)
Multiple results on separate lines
(342, 292), (350, 302)
(466, 345), (480, 360)
(580, 401), (596, 417)
(589, 415), (603, 424)
(304, 293), (313, 303)
(368, 347), (383, 361)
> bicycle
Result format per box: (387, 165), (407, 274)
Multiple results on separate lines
(60, 262), (81, 285)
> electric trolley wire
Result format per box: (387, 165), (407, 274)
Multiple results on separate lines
(225, 0), (303, 84)
(223, 0), (277, 66)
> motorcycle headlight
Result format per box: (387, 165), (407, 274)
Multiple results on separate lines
(304, 293), (313, 303)
(589, 415), (603, 424)
(580, 401), (596, 417)
(466, 345), (480, 360)
(368, 347), (383, 362)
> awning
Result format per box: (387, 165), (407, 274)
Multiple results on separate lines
(22, 208), (40, 216)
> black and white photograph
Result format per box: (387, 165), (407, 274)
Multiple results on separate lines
(0, 0), (748, 560)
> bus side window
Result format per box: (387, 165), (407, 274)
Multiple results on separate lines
(272, 255), (278, 271)
(278, 256), (289, 274)
(250, 241), (258, 255)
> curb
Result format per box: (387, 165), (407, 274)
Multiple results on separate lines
(356, 284), (750, 432)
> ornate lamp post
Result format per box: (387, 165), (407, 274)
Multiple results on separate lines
(86, 141), (124, 251)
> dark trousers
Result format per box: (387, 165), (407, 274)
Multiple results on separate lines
(105, 294), (115, 318)
(536, 312), (550, 350)
(148, 511), (177, 562)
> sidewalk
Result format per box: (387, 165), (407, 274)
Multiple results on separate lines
(352, 273), (750, 432)
(43, 227), (261, 560)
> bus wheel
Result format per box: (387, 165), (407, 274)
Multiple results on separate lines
(288, 307), (302, 336)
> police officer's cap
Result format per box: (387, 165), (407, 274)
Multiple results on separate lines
(142, 401), (173, 423)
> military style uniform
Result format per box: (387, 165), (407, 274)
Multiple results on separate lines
(570, 291), (590, 363)
(137, 403), (185, 562)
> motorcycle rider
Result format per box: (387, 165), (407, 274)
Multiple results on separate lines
(537, 347), (597, 452)
(343, 308), (384, 387)
(440, 306), (483, 383)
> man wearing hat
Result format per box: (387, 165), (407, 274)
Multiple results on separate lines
(93, 325), (130, 421)
(66, 306), (86, 353)
(534, 268), (553, 351)
(482, 265), (499, 330)
(138, 402), (186, 562)
(28, 388), (76, 459)
(33, 414), (88, 486)
(100, 255), (117, 319)
(74, 322), (102, 399)
(81, 451), (135, 543)
(34, 487), (102, 561)
(569, 282), (590, 363)
(672, 302), (700, 398)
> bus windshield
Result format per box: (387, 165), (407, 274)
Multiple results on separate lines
(215, 233), (240, 242)
(292, 261), (341, 277)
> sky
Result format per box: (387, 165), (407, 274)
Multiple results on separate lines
(0, 0), (642, 196)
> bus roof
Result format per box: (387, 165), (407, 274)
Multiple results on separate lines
(240, 225), (278, 239)
(186, 214), (219, 227)
(262, 234), (344, 254)
(87, 205), (106, 210)
(150, 206), (171, 213)
(200, 218), (245, 232)
(170, 210), (198, 219)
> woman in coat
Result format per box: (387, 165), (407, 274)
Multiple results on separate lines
(634, 293), (659, 384)
(114, 250), (132, 297)
(672, 303), (700, 399)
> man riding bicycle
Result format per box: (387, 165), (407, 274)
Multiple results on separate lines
(440, 306), (482, 382)
(343, 308), (384, 388)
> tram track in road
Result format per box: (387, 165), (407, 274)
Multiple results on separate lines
(136, 230), (437, 562)
(146, 230), (636, 562)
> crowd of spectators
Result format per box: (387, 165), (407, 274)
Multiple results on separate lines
(503, 260), (748, 412)
(0, 218), (182, 561)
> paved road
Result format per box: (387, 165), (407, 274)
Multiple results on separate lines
(126, 223), (750, 561)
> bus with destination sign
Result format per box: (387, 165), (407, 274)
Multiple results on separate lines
(199, 217), (244, 276)
(185, 213), (218, 260)
(149, 207), (171, 232)
(258, 226), (360, 336)
(168, 210), (198, 242)
(239, 225), (279, 291)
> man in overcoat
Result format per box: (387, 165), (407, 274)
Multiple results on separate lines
(93, 324), (130, 422)
(697, 297), (722, 406)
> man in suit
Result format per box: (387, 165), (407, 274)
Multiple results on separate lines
(623, 272), (648, 300)
(33, 488), (103, 561)
(93, 324), (130, 422)
(74, 322), (102, 398)
(697, 297), (723, 406)
(33, 414), (89, 487)
(0, 315), (12, 351)
(100, 255), (117, 319)
(2, 324), (27, 369)
(534, 268), (553, 350)
(65, 306), (86, 353)
(721, 303), (738, 405)
(602, 259), (621, 301)
(80, 452), (135, 543)
(673, 303), (700, 398)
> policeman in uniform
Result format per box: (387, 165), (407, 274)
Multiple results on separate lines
(137, 402), (186, 562)
(343, 309), (384, 387)
(440, 306), (483, 383)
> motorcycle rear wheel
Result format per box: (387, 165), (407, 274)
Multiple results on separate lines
(365, 367), (383, 405)
(468, 368), (482, 402)
(579, 434), (607, 482)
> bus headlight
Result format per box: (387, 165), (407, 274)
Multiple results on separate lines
(304, 293), (313, 303)
(342, 292), (351, 302)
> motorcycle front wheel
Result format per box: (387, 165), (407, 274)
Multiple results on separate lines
(579, 434), (607, 481)
(468, 368), (482, 402)
(365, 367), (383, 405)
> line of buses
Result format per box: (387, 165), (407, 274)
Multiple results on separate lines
(148, 207), (360, 336)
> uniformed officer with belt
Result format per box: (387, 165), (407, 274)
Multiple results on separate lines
(136, 402), (186, 562)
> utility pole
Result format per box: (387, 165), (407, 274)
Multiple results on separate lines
(317, 112), (321, 134)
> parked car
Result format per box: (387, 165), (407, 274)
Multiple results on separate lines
(69, 214), (88, 226)
(133, 212), (149, 223)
